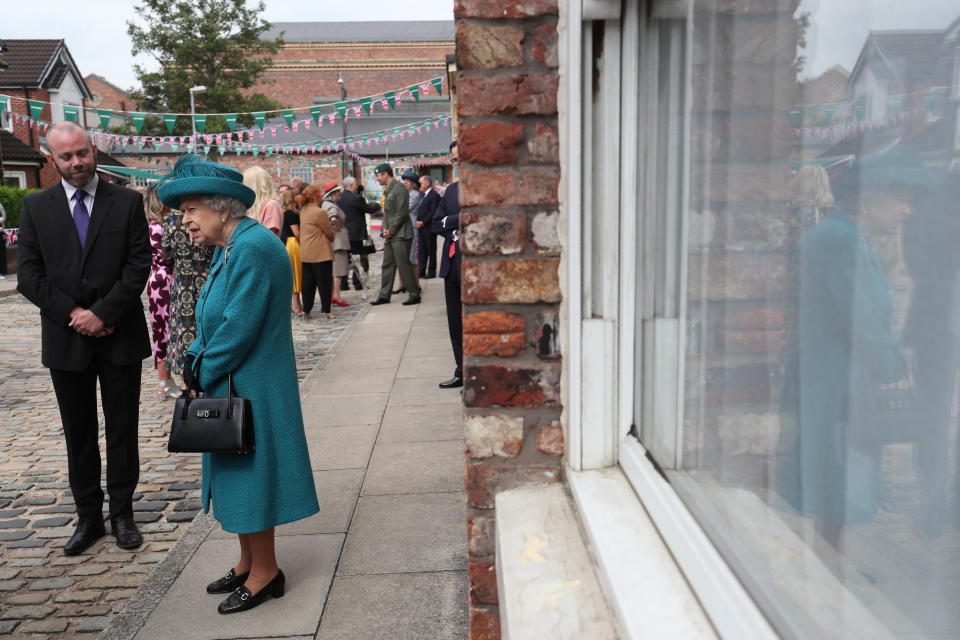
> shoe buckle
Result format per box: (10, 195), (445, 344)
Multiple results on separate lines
(240, 591), (249, 601)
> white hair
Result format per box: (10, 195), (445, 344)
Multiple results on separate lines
(342, 176), (357, 189)
(199, 195), (247, 218)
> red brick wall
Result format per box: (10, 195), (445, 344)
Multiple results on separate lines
(455, 1), (561, 638)
(250, 42), (453, 107)
(85, 75), (137, 113)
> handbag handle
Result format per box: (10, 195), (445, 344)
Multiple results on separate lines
(179, 353), (237, 420)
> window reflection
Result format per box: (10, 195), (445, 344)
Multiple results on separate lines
(669, 1), (960, 637)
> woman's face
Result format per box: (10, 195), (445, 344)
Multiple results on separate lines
(861, 192), (913, 234)
(180, 196), (228, 246)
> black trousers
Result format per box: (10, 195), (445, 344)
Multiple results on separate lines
(302, 260), (333, 314)
(444, 262), (463, 378)
(418, 228), (437, 276)
(49, 358), (142, 520)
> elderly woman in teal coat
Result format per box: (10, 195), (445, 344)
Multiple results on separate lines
(157, 155), (318, 615)
(778, 151), (934, 547)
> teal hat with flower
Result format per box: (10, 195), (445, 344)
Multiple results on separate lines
(156, 154), (256, 210)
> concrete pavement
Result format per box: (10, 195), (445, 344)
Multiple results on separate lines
(112, 276), (468, 640)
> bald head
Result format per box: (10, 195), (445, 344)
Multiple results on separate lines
(46, 121), (97, 188)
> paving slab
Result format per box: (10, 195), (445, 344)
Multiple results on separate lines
(209, 470), (363, 539)
(362, 441), (465, 496)
(397, 354), (459, 379)
(401, 338), (459, 357)
(307, 426), (378, 470)
(389, 377), (466, 406)
(316, 571), (468, 640)
(133, 534), (342, 640)
(307, 367), (397, 395)
(301, 393), (388, 427)
(338, 492), (467, 576)
(378, 404), (465, 443)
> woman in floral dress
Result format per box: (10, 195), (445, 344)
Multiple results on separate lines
(144, 185), (179, 399)
(161, 197), (213, 382)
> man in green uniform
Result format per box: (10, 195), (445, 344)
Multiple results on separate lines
(371, 163), (421, 305)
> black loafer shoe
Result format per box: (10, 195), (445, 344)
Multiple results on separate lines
(63, 518), (106, 556)
(207, 568), (250, 594)
(111, 514), (143, 550)
(438, 376), (464, 389)
(401, 296), (422, 306)
(218, 570), (285, 614)
(370, 298), (390, 306)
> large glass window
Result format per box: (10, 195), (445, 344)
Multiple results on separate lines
(633, 1), (960, 637)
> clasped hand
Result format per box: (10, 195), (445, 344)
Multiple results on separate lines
(69, 307), (113, 338)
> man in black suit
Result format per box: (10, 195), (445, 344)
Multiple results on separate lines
(432, 141), (463, 389)
(340, 176), (381, 285)
(416, 175), (441, 279)
(17, 122), (151, 555)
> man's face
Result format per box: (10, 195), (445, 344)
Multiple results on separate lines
(419, 177), (431, 192)
(48, 129), (97, 188)
(450, 145), (460, 167)
(375, 171), (390, 186)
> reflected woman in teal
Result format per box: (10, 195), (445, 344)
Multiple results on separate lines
(779, 151), (934, 548)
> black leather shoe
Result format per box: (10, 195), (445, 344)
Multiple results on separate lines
(392, 287), (406, 294)
(207, 568), (250, 594)
(370, 298), (390, 306)
(64, 518), (106, 556)
(218, 570), (285, 614)
(111, 514), (143, 550)
(439, 376), (464, 389)
(401, 296), (421, 306)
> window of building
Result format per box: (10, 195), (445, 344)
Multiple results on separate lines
(2, 171), (26, 188)
(288, 166), (314, 185)
(614, 1), (960, 638)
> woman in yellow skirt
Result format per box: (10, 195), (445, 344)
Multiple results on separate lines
(280, 188), (304, 316)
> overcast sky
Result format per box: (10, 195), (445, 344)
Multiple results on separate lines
(800, 0), (960, 78)
(2, 0), (454, 89)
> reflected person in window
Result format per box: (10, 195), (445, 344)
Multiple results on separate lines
(779, 151), (933, 547)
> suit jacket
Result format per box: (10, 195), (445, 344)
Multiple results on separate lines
(431, 182), (460, 279)
(17, 179), (151, 371)
(339, 188), (380, 243)
(382, 179), (413, 241)
(417, 188), (442, 225)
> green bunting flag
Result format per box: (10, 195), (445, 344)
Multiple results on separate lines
(361, 98), (372, 115)
(163, 114), (178, 134)
(335, 102), (347, 121)
(131, 113), (146, 133)
(384, 92), (396, 110)
(62, 104), (80, 123)
(253, 112), (266, 130)
(788, 108), (801, 128)
(309, 105), (323, 125)
(252, 146), (260, 157)
(924, 89), (941, 110)
(28, 99), (46, 121)
(886, 95), (902, 117)
(408, 85), (420, 102)
(194, 114), (207, 134)
(96, 109), (113, 130)
(282, 109), (295, 127)
(430, 78), (443, 96)
(853, 100), (865, 121)
(224, 114), (237, 132)
(0, 95), (9, 114)
(203, 145), (211, 155)
(171, 143), (179, 152)
(823, 104), (835, 125)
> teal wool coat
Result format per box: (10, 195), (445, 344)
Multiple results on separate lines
(188, 217), (319, 533)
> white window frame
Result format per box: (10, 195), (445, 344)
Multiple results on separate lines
(288, 165), (314, 185)
(2, 170), (27, 188)
(560, 1), (777, 637)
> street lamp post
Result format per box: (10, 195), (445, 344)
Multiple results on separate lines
(338, 72), (348, 180)
(189, 85), (206, 154)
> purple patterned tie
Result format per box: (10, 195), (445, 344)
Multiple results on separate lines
(73, 190), (89, 247)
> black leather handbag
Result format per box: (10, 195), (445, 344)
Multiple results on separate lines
(168, 373), (255, 454)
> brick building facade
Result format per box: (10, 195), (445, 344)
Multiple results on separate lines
(453, 2), (562, 637)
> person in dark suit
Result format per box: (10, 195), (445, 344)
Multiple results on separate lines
(432, 141), (463, 389)
(17, 122), (151, 555)
(339, 176), (381, 286)
(416, 175), (441, 278)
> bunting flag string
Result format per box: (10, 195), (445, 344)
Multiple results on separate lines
(792, 106), (935, 145)
(791, 86), (948, 126)
(0, 76), (446, 134)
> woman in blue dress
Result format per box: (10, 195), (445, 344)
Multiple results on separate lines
(157, 155), (319, 614)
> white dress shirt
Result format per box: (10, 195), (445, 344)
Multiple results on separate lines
(62, 174), (99, 218)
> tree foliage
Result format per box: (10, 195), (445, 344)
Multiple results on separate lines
(126, 0), (283, 135)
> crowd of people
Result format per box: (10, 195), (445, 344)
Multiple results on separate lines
(14, 120), (464, 615)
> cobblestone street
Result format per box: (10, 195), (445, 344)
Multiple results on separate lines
(0, 260), (378, 638)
